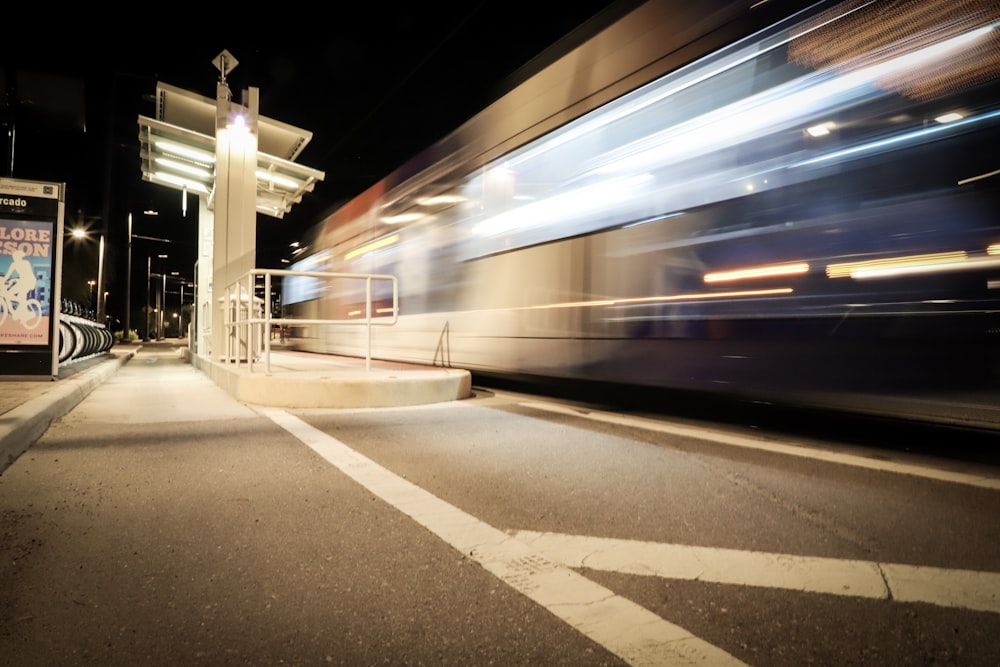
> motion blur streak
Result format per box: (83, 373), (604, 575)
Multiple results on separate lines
(283, 0), (1000, 407)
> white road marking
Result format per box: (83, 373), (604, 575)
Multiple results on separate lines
(258, 406), (745, 666)
(520, 401), (1000, 490)
(511, 531), (1000, 614)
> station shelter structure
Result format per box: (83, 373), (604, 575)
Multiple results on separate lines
(136, 51), (324, 362)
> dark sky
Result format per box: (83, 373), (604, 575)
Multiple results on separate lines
(1, 3), (622, 316)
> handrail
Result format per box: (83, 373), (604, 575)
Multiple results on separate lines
(223, 268), (398, 373)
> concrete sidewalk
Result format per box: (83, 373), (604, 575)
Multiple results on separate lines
(1, 348), (134, 473)
(1, 339), (472, 474)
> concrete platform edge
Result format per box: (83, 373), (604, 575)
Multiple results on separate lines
(186, 350), (473, 408)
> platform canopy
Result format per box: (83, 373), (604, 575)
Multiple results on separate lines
(137, 82), (325, 218)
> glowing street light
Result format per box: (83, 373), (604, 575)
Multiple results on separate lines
(71, 227), (105, 322)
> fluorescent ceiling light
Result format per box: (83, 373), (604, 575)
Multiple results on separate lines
(151, 172), (211, 194)
(153, 139), (216, 164)
(154, 156), (213, 180)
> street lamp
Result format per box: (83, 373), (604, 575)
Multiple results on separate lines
(145, 255), (151, 340)
(72, 227), (104, 321)
(130, 210), (179, 341)
(160, 270), (167, 340)
(146, 253), (168, 340)
(97, 233), (105, 323)
(125, 212), (132, 339)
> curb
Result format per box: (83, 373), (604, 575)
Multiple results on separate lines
(0, 351), (134, 474)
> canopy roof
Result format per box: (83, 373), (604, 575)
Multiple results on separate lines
(138, 81), (325, 218)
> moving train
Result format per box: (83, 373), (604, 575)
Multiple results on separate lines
(283, 0), (1000, 405)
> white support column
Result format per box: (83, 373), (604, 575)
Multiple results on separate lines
(211, 80), (259, 362)
(196, 196), (214, 357)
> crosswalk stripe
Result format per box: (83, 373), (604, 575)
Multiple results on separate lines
(260, 406), (746, 666)
(512, 531), (1000, 614)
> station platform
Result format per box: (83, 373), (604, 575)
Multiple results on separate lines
(0, 339), (472, 473)
(186, 342), (472, 409)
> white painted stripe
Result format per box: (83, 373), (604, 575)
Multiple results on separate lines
(258, 406), (745, 666)
(881, 563), (1000, 614)
(520, 401), (1000, 490)
(512, 531), (1000, 614)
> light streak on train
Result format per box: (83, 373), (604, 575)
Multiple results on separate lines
(283, 0), (1000, 405)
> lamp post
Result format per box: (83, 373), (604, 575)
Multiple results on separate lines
(131, 211), (178, 341)
(125, 212), (132, 339)
(145, 256), (150, 340)
(96, 233), (105, 324)
(145, 254), (169, 340)
(72, 227), (104, 320)
(160, 271), (167, 339)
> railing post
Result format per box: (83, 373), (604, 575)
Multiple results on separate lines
(219, 268), (396, 374)
(246, 271), (254, 372)
(224, 284), (232, 363)
(264, 270), (272, 374)
(365, 276), (372, 371)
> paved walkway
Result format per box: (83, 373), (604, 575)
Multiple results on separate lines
(1, 339), (472, 475)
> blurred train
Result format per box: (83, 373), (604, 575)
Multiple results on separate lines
(283, 0), (1000, 405)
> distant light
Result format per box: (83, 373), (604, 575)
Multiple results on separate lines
(72, 228), (86, 238)
(143, 209), (159, 216)
(935, 112), (964, 124)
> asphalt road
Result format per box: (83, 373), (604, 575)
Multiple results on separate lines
(1, 344), (999, 666)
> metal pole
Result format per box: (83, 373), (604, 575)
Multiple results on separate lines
(365, 276), (372, 371)
(124, 214), (131, 339)
(264, 271), (271, 373)
(161, 272), (166, 339)
(96, 234), (105, 325)
(146, 255), (151, 340)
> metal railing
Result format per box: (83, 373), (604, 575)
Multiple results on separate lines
(223, 268), (398, 373)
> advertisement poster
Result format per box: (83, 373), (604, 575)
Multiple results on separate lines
(1, 177), (63, 376)
(0, 218), (53, 345)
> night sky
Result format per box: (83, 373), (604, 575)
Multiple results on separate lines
(1, 3), (622, 325)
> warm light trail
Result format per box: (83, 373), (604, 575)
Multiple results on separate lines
(517, 287), (794, 311)
(704, 262), (809, 284)
(345, 234), (400, 260)
(826, 252), (967, 278)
